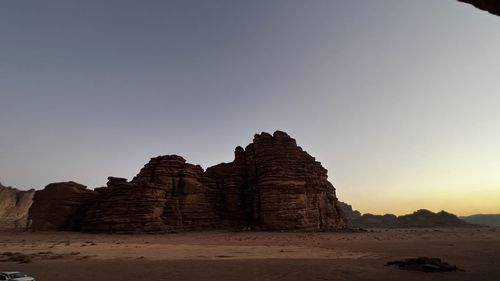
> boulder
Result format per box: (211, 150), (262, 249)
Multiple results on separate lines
(386, 257), (461, 272)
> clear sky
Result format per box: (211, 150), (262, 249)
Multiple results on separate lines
(1, 1), (499, 216)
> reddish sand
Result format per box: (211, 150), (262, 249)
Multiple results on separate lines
(0, 228), (499, 281)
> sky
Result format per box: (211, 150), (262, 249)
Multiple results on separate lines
(1, 0), (499, 216)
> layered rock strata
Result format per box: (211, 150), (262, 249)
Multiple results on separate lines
(206, 131), (346, 231)
(82, 156), (219, 233)
(337, 202), (475, 228)
(28, 131), (347, 232)
(28, 182), (97, 231)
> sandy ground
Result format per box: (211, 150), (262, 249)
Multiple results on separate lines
(0, 228), (499, 281)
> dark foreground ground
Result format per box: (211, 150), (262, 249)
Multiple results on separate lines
(0, 228), (499, 281)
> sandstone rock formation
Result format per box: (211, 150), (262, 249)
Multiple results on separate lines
(459, 0), (500, 16)
(81, 177), (169, 233)
(386, 257), (461, 272)
(206, 131), (346, 231)
(28, 182), (97, 231)
(0, 182), (34, 229)
(82, 156), (219, 233)
(28, 131), (347, 233)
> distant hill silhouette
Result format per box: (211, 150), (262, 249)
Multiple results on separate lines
(0, 182), (35, 229)
(461, 214), (500, 227)
(339, 202), (477, 228)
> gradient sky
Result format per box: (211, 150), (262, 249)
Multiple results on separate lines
(1, 1), (499, 216)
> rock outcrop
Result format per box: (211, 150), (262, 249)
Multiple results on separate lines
(349, 213), (398, 229)
(28, 182), (97, 231)
(82, 156), (219, 233)
(459, 0), (500, 16)
(0, 183), (34, 229)
(206, 131), (346, 231)
(386, 257), (461, 272)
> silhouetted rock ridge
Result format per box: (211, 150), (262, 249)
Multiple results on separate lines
(459, 0), (500, 16)
(338, 202), (476, 228)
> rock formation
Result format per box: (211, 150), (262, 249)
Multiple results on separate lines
(82, 156), (219, 233)
(458, 0), (500, 16)
(336, 201), (361, 220)
(28, 182), (97, 231)
(81, 177), (169, 233)
(28, 131), (347, 233)
(0, 183), (34, 229)
(386, 257), (461, 272)
(206, 131), (346, 231)
(396, 209), (473, 228)
(349, 213), (398, 229)
(338, 202), (475, 228)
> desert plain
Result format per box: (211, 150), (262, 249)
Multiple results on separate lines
(0, 228), (499, 281)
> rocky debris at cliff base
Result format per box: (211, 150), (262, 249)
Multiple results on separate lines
(385, 257), (462, 272)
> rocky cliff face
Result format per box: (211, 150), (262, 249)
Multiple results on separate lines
(206, 131), (346, 231)
(82, 155), (219, 233)
(459, 0), (500, 16)
(81, 177), (169, 233)
(28, 182), (97, 231)
(0, 183), (34, 229)
(81, 131), (346, 233)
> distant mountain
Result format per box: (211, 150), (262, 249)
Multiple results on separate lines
(461, 214), (500, 227)
(338, 202), (476, 229)
(396, 209), (473, 228)
(0, 182), (35, 229)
